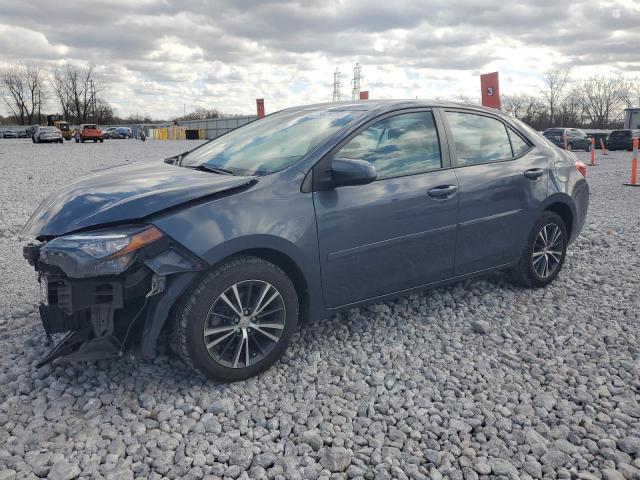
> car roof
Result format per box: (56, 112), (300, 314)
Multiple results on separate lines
(284, 99), (505, 116)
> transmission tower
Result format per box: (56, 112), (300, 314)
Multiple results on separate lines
(351, 62), (363, 100)
(332, 68), (342, 102)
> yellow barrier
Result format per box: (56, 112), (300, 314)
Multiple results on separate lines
(150, 126), (205, 140)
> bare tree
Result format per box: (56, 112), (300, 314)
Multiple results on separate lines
(94, 98), (114, 124)
(539, 69), (571, 127)
(0, 63), (48, 125)
(578, 74), (629, 128)
(51, 63), (105, 123)
(557, 88), (584, 128)
(183, 106), (220, 121)
(502, 94), (546, 129)
(622, 77), (640, 108)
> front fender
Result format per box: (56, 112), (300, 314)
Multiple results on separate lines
(150, 168), (326, 322)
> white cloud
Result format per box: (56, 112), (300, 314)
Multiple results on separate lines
(0, 0), (639, 118)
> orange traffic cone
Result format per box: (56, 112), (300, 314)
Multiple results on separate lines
(600, 138), (608, 155)
(624, 137), (639, 187)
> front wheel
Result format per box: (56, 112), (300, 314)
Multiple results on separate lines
(510, 211), (568, 288)
(173, 256), (298, 381)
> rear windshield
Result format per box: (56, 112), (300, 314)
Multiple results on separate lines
(543, 129), (563, 137)
(41, 127), (57, 132)
(610, 130), (631, 138)
(83, 125), (97, 129)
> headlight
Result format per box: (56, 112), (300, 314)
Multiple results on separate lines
(40, 226), (164, 278)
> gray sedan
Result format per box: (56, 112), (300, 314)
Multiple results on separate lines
(23, 100), (589, 380)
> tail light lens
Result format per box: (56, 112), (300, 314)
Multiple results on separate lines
(575, 161), (587, 177)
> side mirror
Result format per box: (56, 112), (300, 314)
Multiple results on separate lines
(329, 158), (377, 188)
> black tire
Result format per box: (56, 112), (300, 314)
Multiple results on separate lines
(510, 211), (568, 288)
(173, 256), (298, 381)
(99, 139), (104, 143)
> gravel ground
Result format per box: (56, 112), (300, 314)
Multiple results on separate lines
(0, 139), (639, 480)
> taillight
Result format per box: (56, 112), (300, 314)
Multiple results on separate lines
(575, 161), (587, 177)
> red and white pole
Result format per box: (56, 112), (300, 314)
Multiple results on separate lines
(590, 137), (596, 166)
(624, 137), (639, 187)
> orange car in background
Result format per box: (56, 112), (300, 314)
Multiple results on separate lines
(74, 124), (104, 143)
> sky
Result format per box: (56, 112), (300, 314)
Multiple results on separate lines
(0, 0), (639, 118)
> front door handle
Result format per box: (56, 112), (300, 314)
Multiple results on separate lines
(427, 184), (458, 199)
(524, 168), (544, 180)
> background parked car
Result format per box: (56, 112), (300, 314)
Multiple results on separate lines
(17, 130), (28, 138)
(2, 130), (18, 139)
(32, 126), (63, 143)
(543, 128), (592, 151)
(25, 125), (39, 138)
(74, 124), (103, 143)
(607, 129), (640, 151)
(110, 127), (132, 139)
(102, 127), (117, 139)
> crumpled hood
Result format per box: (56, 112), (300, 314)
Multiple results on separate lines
(23, 161), (256, 236)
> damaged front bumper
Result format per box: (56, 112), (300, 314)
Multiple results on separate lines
(23, 229), (204, 367)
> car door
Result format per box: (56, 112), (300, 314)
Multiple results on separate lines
(312, 110), (459, 308)
(441, 109), (548, 276)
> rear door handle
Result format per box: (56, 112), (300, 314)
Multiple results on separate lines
(524, 168), (544, 180)
(427, 184), (458, 199)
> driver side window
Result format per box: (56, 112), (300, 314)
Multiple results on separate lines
(337, 112), (442, 179)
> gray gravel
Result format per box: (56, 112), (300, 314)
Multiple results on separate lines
(1, 138), (639, 480)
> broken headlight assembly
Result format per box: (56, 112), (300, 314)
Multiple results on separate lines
(39, 226), (165, 278)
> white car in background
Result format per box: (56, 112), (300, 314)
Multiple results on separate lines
(33, 126), (63, 144)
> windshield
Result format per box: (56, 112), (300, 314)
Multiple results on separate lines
(181, 109), (360, 176)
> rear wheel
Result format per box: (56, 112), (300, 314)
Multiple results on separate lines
(173, 256), (298, 381)
(510, 211), (568, 288)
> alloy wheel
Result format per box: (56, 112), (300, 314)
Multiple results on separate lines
(203, 280), (286, 368)
(532, 223), (564, 279)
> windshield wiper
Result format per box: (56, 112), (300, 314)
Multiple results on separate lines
(185, 164), (235, 176)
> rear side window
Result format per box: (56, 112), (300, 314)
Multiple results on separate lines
(338, 112), (442, 179)
(446, 112), (513, 165)
(508, 130), (531, 157)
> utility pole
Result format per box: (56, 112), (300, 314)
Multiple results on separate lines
(351, 62), (363, 100)
(183, 104), (186, 122)
(89, 79), (97, 122)
(332, 68), (342, 102)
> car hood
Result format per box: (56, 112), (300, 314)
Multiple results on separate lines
(23, 161), (256, 236)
